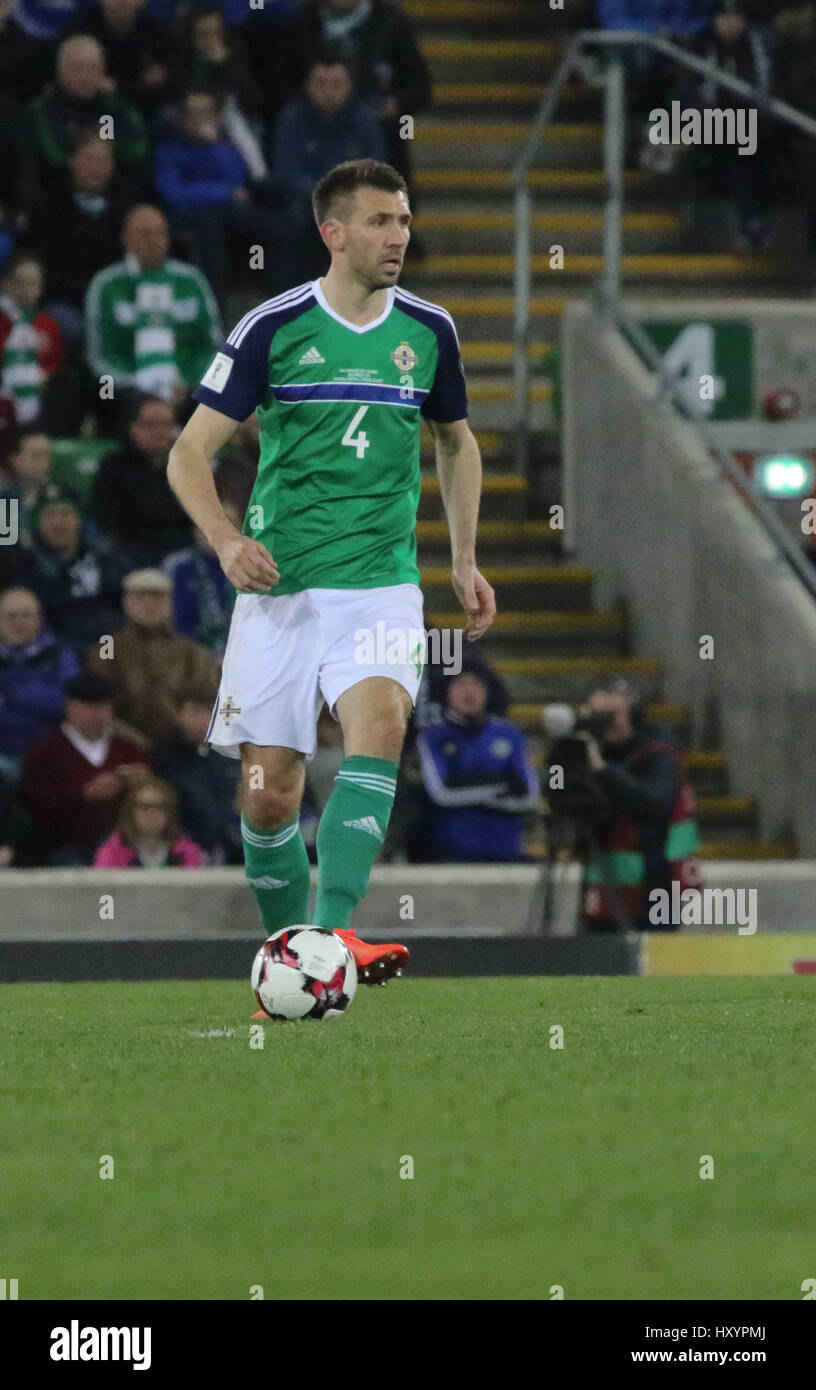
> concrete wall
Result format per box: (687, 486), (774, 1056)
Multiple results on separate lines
(563, 302), (816, 853)
(1, 863), (815, 941)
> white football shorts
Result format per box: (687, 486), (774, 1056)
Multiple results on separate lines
(206, 582), (426, 759)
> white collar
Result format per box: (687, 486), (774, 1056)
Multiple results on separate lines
(312, 278), (394, 334)
(62, 722), (112, 767)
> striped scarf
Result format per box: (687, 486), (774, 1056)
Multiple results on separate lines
(0, 297), (45, 424)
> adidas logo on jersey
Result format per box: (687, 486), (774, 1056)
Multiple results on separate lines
(298, 345), (326, 365)
(342, 816), (383, 841)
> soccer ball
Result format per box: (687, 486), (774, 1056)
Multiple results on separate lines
(251, 927), (357, 1021)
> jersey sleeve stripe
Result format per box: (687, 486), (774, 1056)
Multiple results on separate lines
(394, 288), (461, 346)
(227, 283), (314, 349)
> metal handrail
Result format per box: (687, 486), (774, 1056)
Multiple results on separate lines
(513, 29), (816, 474)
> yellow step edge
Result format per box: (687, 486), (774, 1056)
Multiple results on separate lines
(461, 342), (551, 362)
(419, 122), (602, 143)
(684, 751), (728, 769)
(422, 39), (556, 60)
(416, 169), (655, 190)
(442, 297), (565, 315)
(509, 702), (691, 723)
(435, 84), (545, 104)
(423, 610), (625, 630)
(421, 429), (507, 452)
(492, 657), (663, 675)
(698, 842), (796, 860)
(421, 564), (595, 582)
(406, 1), (536, 21)
(421, 212), (679, 233)
(417, 520), (558, 540)
(468, 382), (552, 402)
(696, 796), (756, 817)
(421, 473), (526, 494)
(413, 253), (778, 276)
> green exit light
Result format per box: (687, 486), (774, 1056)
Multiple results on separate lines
(754, 454), (814, 497)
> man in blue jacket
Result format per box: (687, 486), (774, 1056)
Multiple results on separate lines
(415, 662), (541, 863)
(0, 582), (80, 780)
(597, 1), (713, 34)
(271, 55), (385, 280)
(155, 89), (286, 298)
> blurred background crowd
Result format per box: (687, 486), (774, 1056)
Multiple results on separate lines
(2, 0), (814, 883)
(0, 0), (544, 872)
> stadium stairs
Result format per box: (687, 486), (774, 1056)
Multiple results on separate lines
(402, 0), (797, 861)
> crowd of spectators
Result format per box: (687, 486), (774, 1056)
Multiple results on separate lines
(0, 0), (542, 870)
(595, 1), (816, 250)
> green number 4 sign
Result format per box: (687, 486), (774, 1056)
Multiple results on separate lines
(640, 320), (754, 420)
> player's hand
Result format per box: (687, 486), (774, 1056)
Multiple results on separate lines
(452, 561), (496, 641)
(215, 532), (280, 593)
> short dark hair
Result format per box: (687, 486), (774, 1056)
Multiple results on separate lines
(307, 48), (354, 79)
(312, 159), (408, 225)
(65, 672), (118, 704)
(126, 392), (175, 427)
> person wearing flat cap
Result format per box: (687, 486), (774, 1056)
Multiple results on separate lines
(86, 567), (221, 742)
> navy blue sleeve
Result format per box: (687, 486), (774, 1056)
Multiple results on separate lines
(192, 312), (273, 421)
(421, 315), (468, 424)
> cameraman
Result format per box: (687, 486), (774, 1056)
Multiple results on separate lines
(546, 681), (701, 932)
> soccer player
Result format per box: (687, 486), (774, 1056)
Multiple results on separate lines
(167, 158), (495, 1008)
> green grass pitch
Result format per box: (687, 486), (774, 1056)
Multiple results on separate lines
(0, 975), (813, 1300)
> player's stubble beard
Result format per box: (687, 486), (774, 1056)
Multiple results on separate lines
(346, 239), (405, 295)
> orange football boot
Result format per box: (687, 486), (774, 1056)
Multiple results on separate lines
(333, 928), (410, 985)
(250, 929), (409, 1016)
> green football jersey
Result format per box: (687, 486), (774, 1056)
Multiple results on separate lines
(194, 279), (468, 595)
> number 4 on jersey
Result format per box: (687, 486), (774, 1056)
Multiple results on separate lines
(342, 405), (370, 459)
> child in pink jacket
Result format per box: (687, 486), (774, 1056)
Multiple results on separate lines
(94, 776), (205, 868)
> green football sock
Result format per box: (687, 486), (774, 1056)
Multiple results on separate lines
(241, 815), (311, 933)
(313, 755), (398, 929)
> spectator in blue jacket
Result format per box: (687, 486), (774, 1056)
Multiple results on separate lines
(596, 1), (716, 169)
(155, 88), (250, 216)
(274, 56), (386, 216)
(155, 88), (286, 298)
(414, 662), (541, 863)
(0, 583), (81, 779)
(596, 1), (713, 33)
(162, 507), (239, 656)
(272, 55), (385, 280)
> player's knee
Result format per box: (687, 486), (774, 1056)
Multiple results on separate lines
(242, 780), (302, 830)
(356, 711), (408, 761)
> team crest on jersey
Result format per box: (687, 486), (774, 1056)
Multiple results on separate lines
(391, 341), (419, 372)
